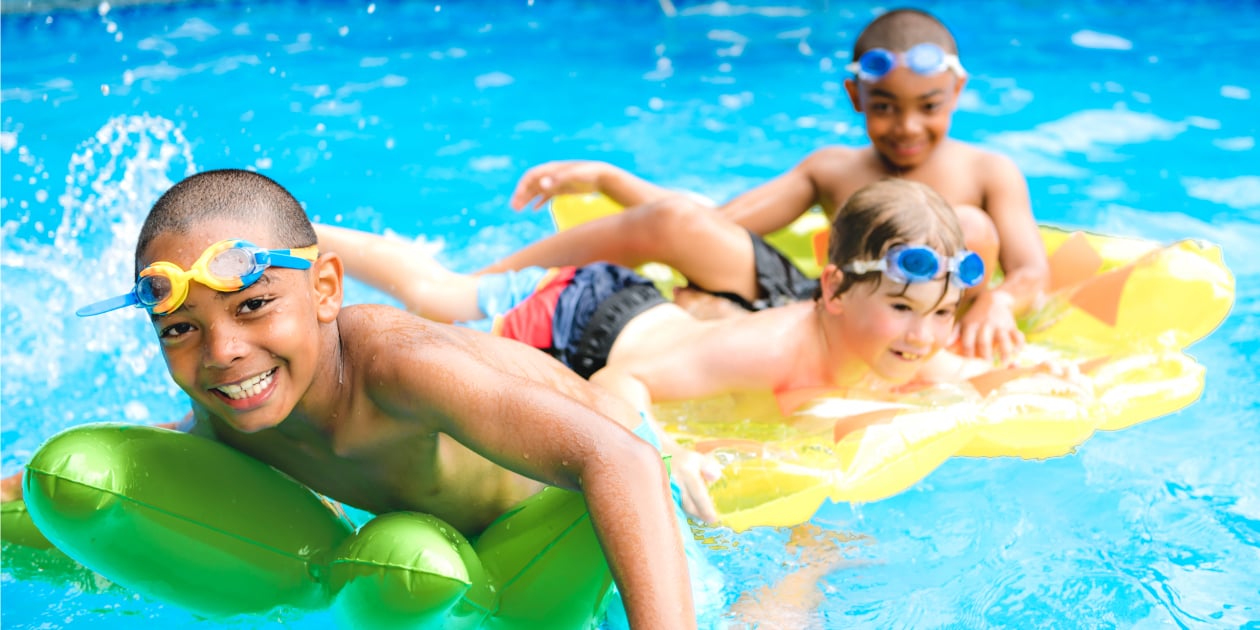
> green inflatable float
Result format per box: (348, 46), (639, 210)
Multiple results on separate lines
(6, 423), (615, 628)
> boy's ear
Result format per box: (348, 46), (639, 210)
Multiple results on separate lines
(844, 78), (863, 112)
(819, 264), (846, 314)
(312, 252), (344, 323)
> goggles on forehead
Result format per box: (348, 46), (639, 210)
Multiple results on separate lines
(846, 42), (967, 83)
(77, 239), (318, 317)
(843, 244), (984, 290)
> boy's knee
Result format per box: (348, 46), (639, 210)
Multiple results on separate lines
(955, 204), (999, 262)
(623, 196), (712, 251)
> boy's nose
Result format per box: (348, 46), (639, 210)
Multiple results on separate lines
(896, 111), (925, 134)
(202, 322), (248, 368)
(905, 316), (935, 345)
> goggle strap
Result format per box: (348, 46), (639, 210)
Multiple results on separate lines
(76, 292), (140, 317)
(262, 250), (315, 270)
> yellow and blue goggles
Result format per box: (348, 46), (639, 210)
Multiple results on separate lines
(843, 244), (984, 290)
(846, 42), (967, 83)
(77, 239), (318, 317)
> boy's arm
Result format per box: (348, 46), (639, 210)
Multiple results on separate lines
(395, 343), (696, 628)
(982, 153), (1049, 312)
(509, 160), (675, 211)
(959, 153), (1050, 361)
(590, 366), (723, 524)
(718, 148), (850, 235)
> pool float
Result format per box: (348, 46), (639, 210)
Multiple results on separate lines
(552, 193), (1235, 532)
(7, 423), (614, 628)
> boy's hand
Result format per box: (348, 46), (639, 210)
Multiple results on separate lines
(509, 160), (614, 211)
(956, 289), (1024, 363)
(670, 449), (723, 524)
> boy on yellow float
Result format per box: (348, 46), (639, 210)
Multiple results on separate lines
(483, 8), (1049, 364)
(1, 169), (698, 630)
(316, 179), (1081, 525)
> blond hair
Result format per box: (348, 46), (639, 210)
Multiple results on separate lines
(826, 179), (965, 296)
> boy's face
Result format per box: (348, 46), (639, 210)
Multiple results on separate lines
(824, 265), (961, 384)
(845, 66), (965, 170)
(142, 218), (340, 433)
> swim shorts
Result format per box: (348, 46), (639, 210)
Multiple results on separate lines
(469, 263), (668, 379)
(691, 230), (820, 311)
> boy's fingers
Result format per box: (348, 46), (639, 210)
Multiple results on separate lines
(959, 323), (978, 357)
(701, 458), (723, 483)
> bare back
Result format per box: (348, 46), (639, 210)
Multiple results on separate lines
(606, 301), (842, 404)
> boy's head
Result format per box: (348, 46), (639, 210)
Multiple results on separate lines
(135, 169), (317, 276)
(820, 178), (979, 382)
(125, 169), (343, 433)
(844, 9), (966, 170)
(825, 178), (978, 297)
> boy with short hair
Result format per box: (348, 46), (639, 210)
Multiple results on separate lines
(11, 169), (697, 629)
(484, 8), (1048, 364)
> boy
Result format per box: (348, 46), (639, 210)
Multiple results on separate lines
(6, 169), (697, 629)
(317, 179), (1068, 524)
(483, 8), (1048, 365)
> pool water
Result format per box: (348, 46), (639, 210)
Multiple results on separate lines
(2, 0), (1257, 627)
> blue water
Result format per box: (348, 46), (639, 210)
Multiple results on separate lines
(2, 0), (1257, 627)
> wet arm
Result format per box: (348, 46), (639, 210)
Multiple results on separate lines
(591, 366), (723, 523)
(393, 347), (697, 628)
(984, 154), (1049, 313)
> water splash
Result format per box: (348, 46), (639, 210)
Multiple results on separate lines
(1, 114), (196, 459)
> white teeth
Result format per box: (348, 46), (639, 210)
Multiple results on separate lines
(217, 369), (275, 400)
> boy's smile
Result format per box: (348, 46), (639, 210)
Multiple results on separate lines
(846, 67), (964, 171)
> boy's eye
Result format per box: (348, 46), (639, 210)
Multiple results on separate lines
(238, 296), (271, 314)
(891, 302), (914, 312)
(159, 321), (196, 340)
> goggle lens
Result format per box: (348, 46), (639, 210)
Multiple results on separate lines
(895, 247), (941, 281)
(956, 251), (985, 288)
(208, 248), (256, 277)
(136, 275), (171, 307)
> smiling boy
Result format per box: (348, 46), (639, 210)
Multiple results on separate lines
(29, 169), (697, 628)
(483, 8), (1048, 364)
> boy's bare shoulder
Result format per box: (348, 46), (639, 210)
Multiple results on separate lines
(946, 140), (1023, 175)
(802, 144), (865, 168)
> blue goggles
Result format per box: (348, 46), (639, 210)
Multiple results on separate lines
(843, 244), (984, 290)
(846, 42), (967, 83)
(77, 239), (318, 317)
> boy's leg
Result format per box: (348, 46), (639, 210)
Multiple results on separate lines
(314, 224), (483, 322)
(482, 196), (762, 305)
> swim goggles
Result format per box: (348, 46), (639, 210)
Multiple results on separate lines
(843, 244), (984, 290)
(77, 239), (319, 317)
(845, 42), (967, 83)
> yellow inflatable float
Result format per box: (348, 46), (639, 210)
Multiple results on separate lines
(554, 194), (1235, 532)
